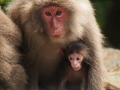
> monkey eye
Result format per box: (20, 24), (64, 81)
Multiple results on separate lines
(76, 57), (81, 60)
(45, 12), (52, 16)
(69, 57), (73, 60)
(56, 10), (62, 16)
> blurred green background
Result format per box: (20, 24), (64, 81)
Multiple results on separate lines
(0, 0), (120, 49)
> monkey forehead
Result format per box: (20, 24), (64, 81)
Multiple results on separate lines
(68, 52), (83, 58)
(41, 6), (67, 15)
(34, 0), (74, 8)
(33, 0), (93, 13)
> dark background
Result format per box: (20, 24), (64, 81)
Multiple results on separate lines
(0, 0), (120, 49)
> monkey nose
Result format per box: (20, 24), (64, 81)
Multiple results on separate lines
(73, 63), (77, 67)
(52, 19), (58, 30)
(53, 27), (58, 30)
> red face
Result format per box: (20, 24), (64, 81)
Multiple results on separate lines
(41, 6), (67, 40)
(68, 52), (84, 71)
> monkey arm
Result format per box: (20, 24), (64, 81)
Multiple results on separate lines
(82, 20), (103, 90)
(58, 77), (68, 90)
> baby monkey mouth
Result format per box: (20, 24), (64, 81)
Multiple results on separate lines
(73, 67), (81, 71)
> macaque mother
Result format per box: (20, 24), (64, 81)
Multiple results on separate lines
(7, 0), (103, 90)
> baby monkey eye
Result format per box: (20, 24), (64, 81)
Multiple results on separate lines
(69, 57), (73, 60)
(76, 57), (81, 60)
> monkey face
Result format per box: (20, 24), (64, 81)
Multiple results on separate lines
(68, 52), (84, 71)
(41, 6), (68, 40)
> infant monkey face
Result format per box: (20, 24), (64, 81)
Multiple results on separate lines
(68, 52), (84, 71)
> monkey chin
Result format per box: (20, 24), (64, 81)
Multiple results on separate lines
(73, 67), (81, 71)
(50, 34), (64, 41)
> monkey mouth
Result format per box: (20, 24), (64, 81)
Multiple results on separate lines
(73, 67), (80, 71)
(51, 35), (63, 39)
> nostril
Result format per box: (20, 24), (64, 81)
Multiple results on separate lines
(53, 25), (58, 30)
(73, 63), (76, 66)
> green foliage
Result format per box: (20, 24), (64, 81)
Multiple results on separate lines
(92, 1), (112, 29)
(0, 0), (12, 11)
(0, 0), (11, 5)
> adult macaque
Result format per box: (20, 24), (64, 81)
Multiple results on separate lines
(0, 9), (27, 90)
(7, 0), (103, 90)
(57, 40), (90, 90)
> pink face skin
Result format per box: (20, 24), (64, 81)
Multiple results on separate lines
(41, 6), (67, 40)
(68, 52), (84, 71)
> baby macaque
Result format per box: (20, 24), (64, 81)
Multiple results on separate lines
(57, 40), (90, 90)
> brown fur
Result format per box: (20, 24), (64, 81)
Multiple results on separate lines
(0, 9), (27, 90)
(57, 40), (91, 90)
(58, 63), (88, 90)
(7, 0), (103, 90)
